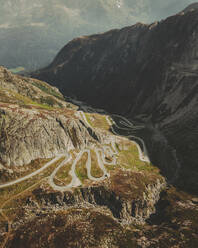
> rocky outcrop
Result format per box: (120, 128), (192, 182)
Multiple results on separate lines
(0, 67), (113, 167)
(0, 66), (73, 108)
(6, 207), (139, 248)
(0, 104), (110, 166)
(30, 169), (166, 224)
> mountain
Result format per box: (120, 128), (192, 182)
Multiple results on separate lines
(1, 3), (198, 248)
(0, 0), (195, 71)
(33, 6), (198, 193)
(0, 67), (168, 247)
(182, 2), (198, 12)
(0, 67), (198, 248)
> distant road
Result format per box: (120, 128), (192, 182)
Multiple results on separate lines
(108, 115), (150, 163)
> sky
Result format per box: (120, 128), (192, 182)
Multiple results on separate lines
(0, 0), (197, 28)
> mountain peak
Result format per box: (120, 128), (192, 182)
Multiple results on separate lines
(182, 2), (198, 13)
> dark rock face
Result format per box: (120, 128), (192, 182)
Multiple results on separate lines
(33, 9), (198, 116)
(182, 2), (198, 13)
(32, 10), (198, 121)
(33, 9), (198, 192)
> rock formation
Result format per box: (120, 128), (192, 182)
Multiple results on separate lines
(0, 67), (110, 167)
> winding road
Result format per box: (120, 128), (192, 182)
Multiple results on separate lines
(0, 144), (117, 191)
(78, 111), (92, 128)
(49, 147), (114, 192)
(0, 113), (149, 192)
(106, 115), (150, 163)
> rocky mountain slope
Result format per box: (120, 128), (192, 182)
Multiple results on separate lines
(0, 66), (115, 170)
(0, 67), (173, 247)
(182, 2), (198, 12)
(33, 6), (198, 193)
(2, 68), (197, 248)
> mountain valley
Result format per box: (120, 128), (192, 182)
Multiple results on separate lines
(0, 2), (198, 248)
(33, 5), (198, 194)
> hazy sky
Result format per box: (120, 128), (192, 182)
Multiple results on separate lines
(0, 0), (197, 28)
(148, 0), (197, 20)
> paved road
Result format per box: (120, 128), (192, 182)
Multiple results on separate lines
(0, 144), (117, 191)
(79, 111), (92, 128)
(0, 155), (64, 189)
(107, 115), (150, 163)
(49, 145), (116, 191)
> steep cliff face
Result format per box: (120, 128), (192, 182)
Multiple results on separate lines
(33, 8), (198, 191)
(0, 0), (193, 71)
(30, 169), (165, 224)
(0, 106), (100, 166)
(3, 169), (166, 248)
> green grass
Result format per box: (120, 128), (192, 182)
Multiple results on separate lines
(0, 158), (51, 184)
(0, 87), (54, 110)
(117, 140), (159, 174)
(39, 96), (63, 107)
(84, 113), (110, 130)
(55, 162), (72, 185)
(75, 153), (88, 183)
(13, 91), (55, 110)
(90, 150), (104, 178)
(84, 113), (93, 127)
(32, 81), (63, 100)
(0, 157), (65, 207)
(8, 67), (25, 74)
(29, 101), (53, 110)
